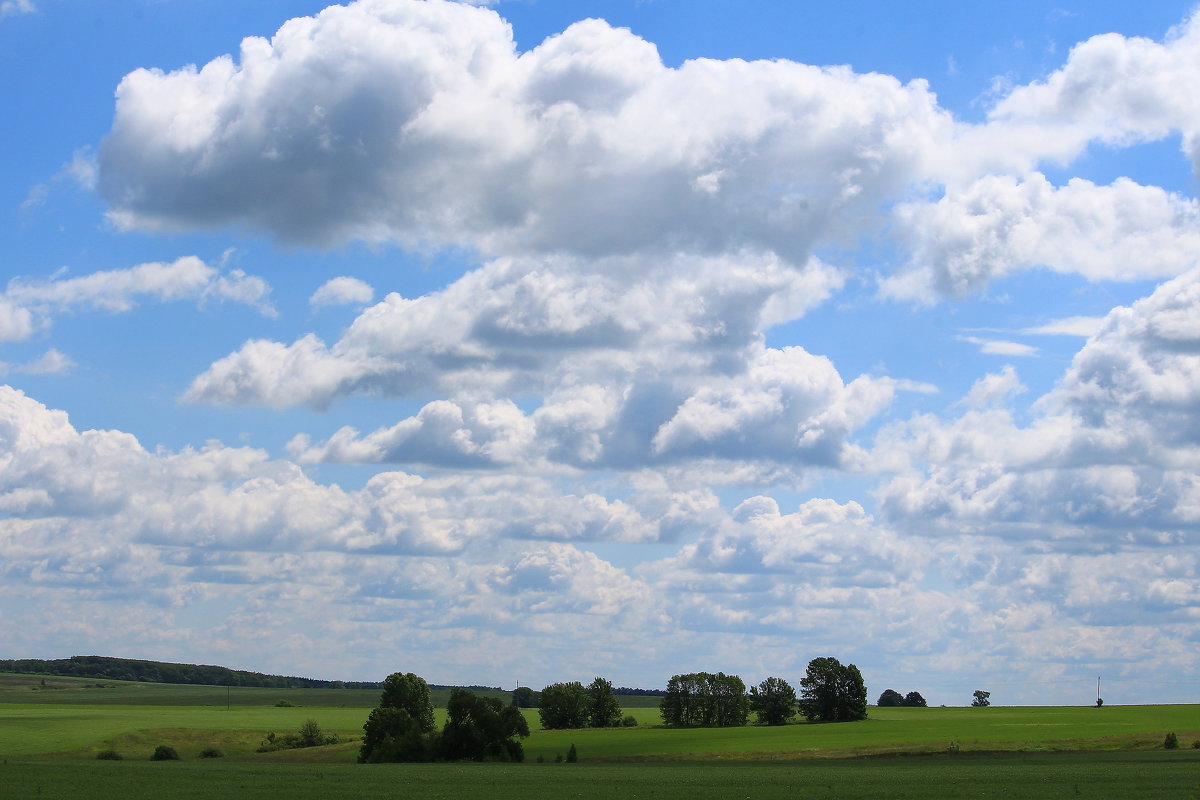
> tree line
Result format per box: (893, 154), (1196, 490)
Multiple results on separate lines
(528, 656), (872, 731)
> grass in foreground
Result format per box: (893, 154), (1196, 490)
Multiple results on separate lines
(3, 752), (1199, 800)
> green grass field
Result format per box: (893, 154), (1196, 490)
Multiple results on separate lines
(2, 672), (1198, 799)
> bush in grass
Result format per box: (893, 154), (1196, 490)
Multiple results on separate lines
(150, 745), (180, 761)
(96, 749), (122, 761)
(1164, 732), (1179, 750)
(274, 699), (296, 707)
(1191, 739), (1199, 749)
(621, 715), (637, 727)
(199, 747), (223, 758)
(566, 743), (578, 763)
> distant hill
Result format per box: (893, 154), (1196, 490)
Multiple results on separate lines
(0, 655), (498, 693)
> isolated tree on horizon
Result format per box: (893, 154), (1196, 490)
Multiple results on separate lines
(798, 657), (867, 722)
(972, 690), (991, 707)
(877, 688), (904, 707)
(902, 691), (927, 708)
(749, 676), (797, 725)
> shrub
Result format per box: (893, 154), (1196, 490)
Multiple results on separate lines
(1095, 698), (1103, 707)
(1164, 732), (1179, 750)
(621, 715), (637, 727)
(150, 745), (181, 761)
(1192, 739), (1200, 750)
(95, 749), (122, 761)
(566, 743), (578, 763)
(199, 747), (223, 758)
(274, 699), (296, 707)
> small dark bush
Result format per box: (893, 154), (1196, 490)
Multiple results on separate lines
(1164, 732), (1179, 750)
(536, 755), (545, 763)
(96, 749), (122, 761)
(1095, 698), (1103, 707)
(1192, 739), (1199, 750)
(566, 743), (578, 763)
(554, 753), (563, 763)
(274, 699), (296, 707)
(199, 747), (223, 758)
(621, 715), (637, 727)
(150, 745), (181, 761)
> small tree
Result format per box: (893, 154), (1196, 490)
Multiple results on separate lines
(971, 690), (991, 708)
(1164, 732), (1179, 750)
(749, 677), (797, 725)
(566, 743), (578, 763)
(150, 744), (180, 761)
(512, 686), (538, 708)
(586, 677), (623, 728)
(877, 689), (904, 707)
(902, 691), (927, 708)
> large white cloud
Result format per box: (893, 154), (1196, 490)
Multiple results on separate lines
(98, 0), (949, 260)
(876, 269), (1200, 542)
(885, 173), (1200, 300)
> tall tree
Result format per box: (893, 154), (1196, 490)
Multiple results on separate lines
(538, 681), (590, 729)
(798, 657), (867, 722)
(586, 677), (623, 728)
(876, 688), (904, 707)
(511, 686), (538, 708)
(749, 676), (797, 725)
(358, 671), (437, 763)
(378, 672), (435, 733)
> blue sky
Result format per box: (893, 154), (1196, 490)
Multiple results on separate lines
(3, 0), (1200, 705)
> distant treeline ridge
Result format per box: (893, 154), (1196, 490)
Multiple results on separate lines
(0, 655), (504, 692)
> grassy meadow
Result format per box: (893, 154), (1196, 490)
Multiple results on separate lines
(2, 672), (1198, 799)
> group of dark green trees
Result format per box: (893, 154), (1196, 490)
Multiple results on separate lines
(657, 658), (868, 727)
(359, 673), (529, 763)
(876, 688), (927, 707)
(536, 677), (625, 729)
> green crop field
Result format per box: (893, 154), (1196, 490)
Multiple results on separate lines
(1, 672), (1198, 799)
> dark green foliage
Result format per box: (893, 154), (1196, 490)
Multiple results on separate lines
(798, 657), (867, 723)
(199, 747), (223, 758)
(1163, 732), (1178, 749)
(1096, 697), (1104, 707)
(150, 744), (180, 761)
(566, 743), (578, 763)
(359, 707), (433, 763)
(749, 677), (797, 725)
(512, 686), (538, 708)
(972, 690), (991, 708)
(358, 671), (437, 762)
(621, 715), (638, 727)
(538, 681), (590, 729)
(659, 672), (748, 727)
(95, 749), (122, 760)
(439, 688), (530, 762)
(877, 689), (904, 707)
(1192, 739), (1199, 749)
(378, 672), (436, 734)
(903, 691), (927, 708)
(587, 677), (623, 728)
(274, 699), (296, 707)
